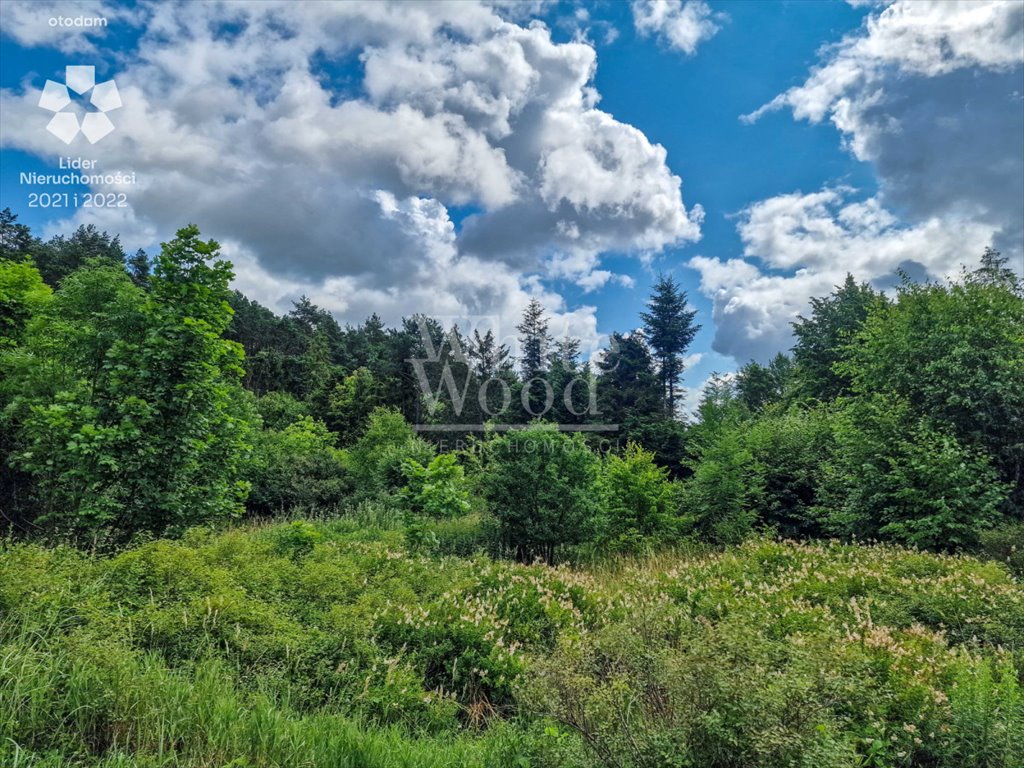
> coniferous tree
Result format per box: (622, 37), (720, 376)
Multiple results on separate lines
(517, 298), (552, 380)
(33, 224), (125, 286)
(0, 208), (37, 260)
(467, 328), (512, 379)
(641, 274), (700, 415)
(127, 248), (151, 288)
(791, 274), (883, 401)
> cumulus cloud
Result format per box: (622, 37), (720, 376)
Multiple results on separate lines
(689, 188), (994, 362)
(1, 0), (702, 354)
(632, 0), (722, 55)
(745, 0), (1024, 256)
(0, 0), (139, 53)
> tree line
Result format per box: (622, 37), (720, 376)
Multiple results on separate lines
(1, 208), (1021, 559)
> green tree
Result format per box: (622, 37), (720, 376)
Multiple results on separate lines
(823, 396), (1007, 550)
(126, 248), (150, 288)
(33, 224), (125, 287)
(744, 406), (833, 538)
(467, 328), (512, 379)
(791, 274), (884, 401)
(736, 353), (794, 412)
(517, 298), (552, 380)
(327, 366), (382, 444)
(346, 407), (434, 499)
(0, 259), (52, 350)
(6, 225), (254, 540)
(641, 273), (700, 415)
(841, 254), (1024, 510)
(596, 442), (684, 550)
(400, 452), (471, 519)
(0, 208), (37, 260)
(247, 416), (349, 515)
(255, 391), (310, 430)
(481, 424), (599, 563)
(682, 429), (758, 545)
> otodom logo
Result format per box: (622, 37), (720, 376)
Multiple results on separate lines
(38, 65), (122, 144)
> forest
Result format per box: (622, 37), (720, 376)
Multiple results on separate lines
(1, 206), (1023, 768)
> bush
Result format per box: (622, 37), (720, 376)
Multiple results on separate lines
(682, 430), (758, 545)
(346, 407), (435, 500)
(400, 453), (471, 519)
(481, 425), (599, 564)
(744, 406), (833, 538)
(979, 522), (1024, 576)
(595, 442), (685, 551)
(247, 416), (350, 515)
(824, 396), (1007, 550)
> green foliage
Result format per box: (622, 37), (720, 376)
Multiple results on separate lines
(347, 407), (435, 499)
(736, 352), (794, 412)
(744, 406), (834, 538)
(255, 390), (310, 430)
(2, 527), (1021, 768)
(327, 366), (382, 443)
(641, 273), (700, 414)
(481, 425), (600, 563)
(824, 396), (1007, 550)
(596, 442), (684, 551)
(979, 522), (1024, 577)
(682, 430), (758, 545)
(400, 453), (471, 519)
(30, 223), (126, 287)
(791, 273), (884, 401)
(0, 259), (51, 350)
(841, 256), (1024, 511)
(3, 226), (253, 541)
(247, 416), (350, 515)
(526, 537), (1024, 768)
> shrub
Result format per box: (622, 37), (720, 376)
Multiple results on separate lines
(480, 425), (599, 564)
(595, 442), (684, 551)
(744, 406), (833, 538)
(346, 407), (435, 499)
(979, 522), (1024, 576)
(247, 416), (350, 515)
(682, 430), (759, 545)
(824, 396), (1007, 550)
(400, 453), (471, 519)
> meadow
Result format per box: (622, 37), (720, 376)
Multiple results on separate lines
(2, 514), (1022, 768)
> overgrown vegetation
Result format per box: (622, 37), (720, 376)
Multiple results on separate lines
(2, 209), (1023, 766)
(1, 523), (1021, 767)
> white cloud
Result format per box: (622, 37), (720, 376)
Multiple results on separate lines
(632, 0), (722, 55)
(1, 0), (701, 337)
(689, 188), (994, 362)
(744, 0), (1024, 257)
(0, 0), (139, 54)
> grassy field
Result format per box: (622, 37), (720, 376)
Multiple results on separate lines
(2, 516), (1022, 768)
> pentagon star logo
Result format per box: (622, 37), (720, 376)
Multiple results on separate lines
(38, 65), (122, 144)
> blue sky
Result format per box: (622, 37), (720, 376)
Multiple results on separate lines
(1, 0), (1021, 407)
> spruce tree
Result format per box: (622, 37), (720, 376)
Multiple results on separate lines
(641, 274), (700, 415)
(516, 298), (552, 380)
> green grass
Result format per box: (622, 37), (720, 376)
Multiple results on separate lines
(1, 519), (1022, 767)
